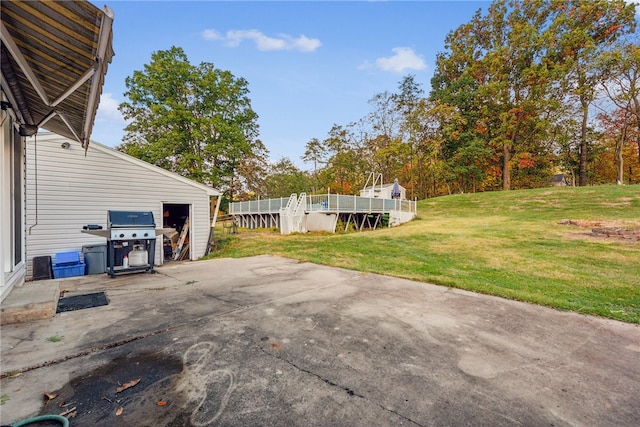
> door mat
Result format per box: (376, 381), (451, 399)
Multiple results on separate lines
(57, 292), (109, 313)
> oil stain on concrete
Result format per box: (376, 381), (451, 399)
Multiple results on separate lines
(38, 342), (235, 427)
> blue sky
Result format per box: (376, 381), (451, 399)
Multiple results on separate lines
(92, 0), (496, 168)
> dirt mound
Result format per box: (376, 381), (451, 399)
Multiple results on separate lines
(559, 219), (640, 241)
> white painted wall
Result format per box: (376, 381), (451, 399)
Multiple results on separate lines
(305, 212), (338, 233)
(25, 133), (220, 280)
(389, 210), (416, 227)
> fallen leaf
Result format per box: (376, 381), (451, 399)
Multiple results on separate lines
(67, 411), (77, 419)
(44, 392), (58, 404)
(157, 401), (168, 406)
(116, 407), (123, 416)
(116, 378), (141, 393)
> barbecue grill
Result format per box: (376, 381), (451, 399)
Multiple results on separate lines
(82, 211), (174, 278)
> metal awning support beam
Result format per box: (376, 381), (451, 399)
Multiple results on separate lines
(83, 5), (114, 148)
(28, 110), (84, 147)
(0, 21), (50, 106)
(51, 66), (96, 108)
(58, 113), (82, 145)
(36, 110), (57, 128)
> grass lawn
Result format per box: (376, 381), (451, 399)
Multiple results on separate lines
(205, 185), (640, 324)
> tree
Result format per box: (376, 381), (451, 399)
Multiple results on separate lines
(596, 109), (640, 185)
(117, 46), (263, 197)
(394, 75), (424, 198)
(432, 0), (559, 190)
(233, 138), (270, 200)
(600, 40), (640, 182)
(549, 115), (581, 186)
(358, 90), (407, 186)
(549, 0), (636, 186)
(431, 68), (495, 193)
(319, 124), (366, 194)
(430, 0), (637, 190)
(301, 138), (327, 193)
(262, 158), (313, 198)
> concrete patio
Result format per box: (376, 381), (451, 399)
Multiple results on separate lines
(1, 256), (638, 426)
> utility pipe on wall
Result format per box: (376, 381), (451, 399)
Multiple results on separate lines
(28, 133), (38, 235)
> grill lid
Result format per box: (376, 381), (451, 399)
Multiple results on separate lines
(107, 211), (155, 228)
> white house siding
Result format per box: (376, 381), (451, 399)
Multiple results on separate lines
(25, 133), (220, 280)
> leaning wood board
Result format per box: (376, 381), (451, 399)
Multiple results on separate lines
(173, 217), (190, 260)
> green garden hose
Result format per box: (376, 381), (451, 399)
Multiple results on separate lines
(11, 414), (69, 427)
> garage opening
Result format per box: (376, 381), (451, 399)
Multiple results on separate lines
(162, 203), (191, 262)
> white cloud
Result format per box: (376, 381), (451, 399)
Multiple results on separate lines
(202, 29), (321, 52)
(374, 47), (427, 73)
(289, 35), (322, 52)
(202, 29), (222, 41)
(96, 93), (126, 124)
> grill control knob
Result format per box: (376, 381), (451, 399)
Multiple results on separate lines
(119, 233), (125, 238)
(144, 232), (149, 237)
(132, 233), (137, 238)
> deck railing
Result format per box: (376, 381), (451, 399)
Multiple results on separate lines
(229, 197), (290, 215)
(230, 194), (416, 215)
(306, 194), (415, 214)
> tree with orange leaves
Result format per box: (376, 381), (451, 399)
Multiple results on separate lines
(600, 39), (640, 183)
(549, 0), (636, 186)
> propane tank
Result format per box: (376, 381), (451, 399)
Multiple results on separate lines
(128, 245), (148, 266)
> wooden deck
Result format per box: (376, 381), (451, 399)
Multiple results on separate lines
(229, 193), (416, 234)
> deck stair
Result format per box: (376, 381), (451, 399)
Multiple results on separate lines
(279, 193), (307, 234)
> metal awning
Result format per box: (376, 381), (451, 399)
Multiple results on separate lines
(1, 0), (114, 149)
